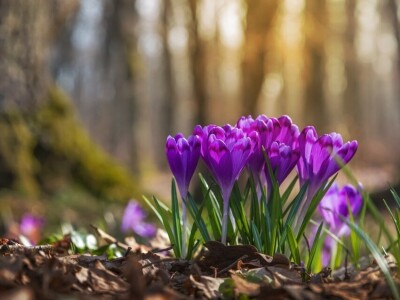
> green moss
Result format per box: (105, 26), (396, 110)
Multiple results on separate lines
(0, 109), (39, 195)
(0, 85), (140, 202)
(34, 86), (140, 201)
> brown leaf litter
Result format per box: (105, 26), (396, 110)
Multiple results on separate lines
(0, 237), (399, 299)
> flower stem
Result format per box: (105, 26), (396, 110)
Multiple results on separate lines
(181, 200), (187, 258)
(221, 193), (230, 244)
(294, 188), (314, 234)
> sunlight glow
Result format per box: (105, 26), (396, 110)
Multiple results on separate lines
(281, 0), (305, 46)
(261, 73), (283, 102)
(138, 32), (162, 57)
(168, 26), (188, 52)
(199, 0), (217, 39)
(219, 0), (244, 48)
(72, 0), (103, 50)
(356, 0), (378, 61)
(136, 0), (161, 21)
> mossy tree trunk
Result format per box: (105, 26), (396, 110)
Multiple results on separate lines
(0, 0), (140, 200)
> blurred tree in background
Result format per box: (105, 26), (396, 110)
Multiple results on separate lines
(0, 0), (139, 204)
(241, 0), (278, 115)
(1, 0), (400, 228)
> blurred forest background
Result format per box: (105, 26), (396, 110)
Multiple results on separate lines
(0, 0), (400, 234)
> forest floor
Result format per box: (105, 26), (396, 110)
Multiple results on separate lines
(0, 231), (398, 300)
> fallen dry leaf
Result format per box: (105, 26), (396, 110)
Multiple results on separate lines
(230, 273), (260, 297)
(189, 275), (224, 299)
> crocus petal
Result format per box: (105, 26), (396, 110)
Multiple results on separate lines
(174, 133), (185, 140)
(236, 115), (255, 132)
(318, 183), (340, 228)
(297, 126), (318, 185)
(166, 139), (186, 194)
(246, 131), (263, 175)
(121, 200), (157, 238)
(337, 184), (363, 217)
(225, 127), (245, 149)
(276, 115), (299, 146)
(208, 138), (233, 193)
(20, 215), (44, 236)
(186, 135), (201, 183)
(330, 132), (343, 149)
(121, 201), (146, 231)
(230, 137), (252, 180)
(134, 222), (157, 238)
(257, 116), (281, 150)
(311, 135), (333, 176)
(266, 142), (300, 186)
(194, 124), (218, 158)
(276, 147), (300, 184)
(300, 126), (318, 163)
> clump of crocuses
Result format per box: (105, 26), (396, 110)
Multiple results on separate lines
(164, 114), (358, 247)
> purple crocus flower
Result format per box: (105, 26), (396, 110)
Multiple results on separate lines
(318, 183), (363, 266)
(236, 115), (280, 177)
(318, 183), (363, 236)
(265, 141), (300, 187)
(165, 133), (200, 257)
(20, 214), (45, 245)
(121, 200), (157, 238)
(194, 124), (224, 168)
(165, 133), (201, 199)
(297, 126), (358, 199)
(198, 124), (253, 244)
(263, 116), (300, 191)
(275, 115), (300, 146)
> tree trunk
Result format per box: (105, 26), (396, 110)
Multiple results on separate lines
(157, 0), (176, 167)
(0, 0), (53, 110)
(303, 0), (327, 129)
(0, 0), (140, 200)
(388, 0), (400, 74)
(102, 0), (139, 170)
(344, 0), (360, 125)
(241, 0), (279, 116)
(188, 0), (208, 125)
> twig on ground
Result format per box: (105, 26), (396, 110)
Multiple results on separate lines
(141, 258), (179, 269)
(217, 255), (248, 276)
(151, 245), (174, 254)
(124, 247), (132, 257)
